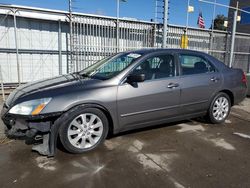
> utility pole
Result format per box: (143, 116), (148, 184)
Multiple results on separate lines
(209, 0), (217, 52)
(116, 0), (120, 52)
(162, 0), (169, 48)
(229, 1), (238, 68)
(116, 0), (127, 52)
(58, 19), (62, 75)
(69, 0), (73, 72)
(12, 9), (21, 86)
(181, 0), (193, 49)
(185, 0), (190, 33)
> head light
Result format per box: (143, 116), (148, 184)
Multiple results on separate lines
(9, 98), (52, 115)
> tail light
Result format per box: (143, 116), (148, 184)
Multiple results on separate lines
(242, 72), (247, 84)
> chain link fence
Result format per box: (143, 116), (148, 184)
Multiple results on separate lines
(69, 15), (156, 72)
(0, 5), (250, 89)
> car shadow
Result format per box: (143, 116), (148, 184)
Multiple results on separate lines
(55, 117), (211, 154)
(108, 119), (194, 139)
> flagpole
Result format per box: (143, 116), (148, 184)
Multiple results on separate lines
(162, 0), (169, 48)
(185, 0), (190, 33)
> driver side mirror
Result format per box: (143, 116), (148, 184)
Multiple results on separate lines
(127, 73), (145, 83)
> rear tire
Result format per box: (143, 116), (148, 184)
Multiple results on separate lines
(58, 107), (109, 154)
(207, 92), (231, 124)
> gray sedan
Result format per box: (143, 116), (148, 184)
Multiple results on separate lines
(1, 49), (247, 156)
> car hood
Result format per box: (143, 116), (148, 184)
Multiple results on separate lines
(5, 74), (102, 107)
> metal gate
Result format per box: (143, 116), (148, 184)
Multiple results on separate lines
(69, 14), (250, 74)
(69, 15), (156, 72)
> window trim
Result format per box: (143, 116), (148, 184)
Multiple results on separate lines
(177, 53), (218, 76)
(119, 51), (178, 85)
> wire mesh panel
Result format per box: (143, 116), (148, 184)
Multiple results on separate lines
(165, 25), (250, 72)
(166, 25), (211, 52)
(70, 16), (118, 71)
(69, 15), (156, 72)
(210, 32), (229, 65)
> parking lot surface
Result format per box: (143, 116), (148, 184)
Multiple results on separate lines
(0, 98), (250, 188)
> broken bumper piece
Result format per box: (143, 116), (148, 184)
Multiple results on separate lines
(6, 121), (54, 156)
(2, 104), (61, 157)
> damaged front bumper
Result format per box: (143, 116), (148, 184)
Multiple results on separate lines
(1, 103), (62, 157)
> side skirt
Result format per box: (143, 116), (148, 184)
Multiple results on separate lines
(117, 111), (207, 133)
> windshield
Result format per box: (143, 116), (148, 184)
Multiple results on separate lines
(79, 52), (142, 80)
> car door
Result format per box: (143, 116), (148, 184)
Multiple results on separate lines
(178, 53), (222, 114)
(117, 52), (181, 130)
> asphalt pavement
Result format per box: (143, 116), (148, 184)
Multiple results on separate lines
(0, 98), (250, 188)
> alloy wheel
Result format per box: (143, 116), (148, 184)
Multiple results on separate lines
(67, 113), (104, 149)
(212, 96), (229, 121)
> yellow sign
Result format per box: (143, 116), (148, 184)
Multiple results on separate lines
(181, 34), (188, 49)
(188, 6), (194, 13)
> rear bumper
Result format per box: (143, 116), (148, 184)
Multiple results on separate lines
(247, 73), (250, 96)
(234, 87), (248, 105)
(1, 104), (62, 156)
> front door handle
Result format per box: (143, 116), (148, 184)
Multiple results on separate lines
(167, 83), (179, 89)
(211, 77), (220, 82)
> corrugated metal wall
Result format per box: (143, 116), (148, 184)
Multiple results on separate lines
(0, 15), (68, 83)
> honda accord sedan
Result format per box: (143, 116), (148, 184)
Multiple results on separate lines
(1, 49), (247, 156)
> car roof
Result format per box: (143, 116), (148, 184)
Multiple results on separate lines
(122, 48), (228, 70)
(124, 48), (209, 56)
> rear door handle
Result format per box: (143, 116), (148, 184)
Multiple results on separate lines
(211, 77), (220, 82)
(167, 83), (179, 88)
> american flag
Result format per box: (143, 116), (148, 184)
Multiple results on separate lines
(197, 12), (205, 28)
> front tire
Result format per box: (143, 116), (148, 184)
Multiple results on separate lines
(59, 107), (109, 154)
(207, 92), (231, 124)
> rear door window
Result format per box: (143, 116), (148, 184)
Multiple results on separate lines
(179, 54), (216, 75)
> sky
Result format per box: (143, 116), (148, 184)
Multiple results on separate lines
(0, 0), (230, 28)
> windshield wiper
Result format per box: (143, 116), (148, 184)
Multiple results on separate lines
(73, 70), (110, 80)
(72, 72), (89, 78)
(79, 73), (90, 78)
(76, 72), (106, 80)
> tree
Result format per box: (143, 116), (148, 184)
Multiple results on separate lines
(211, 14), (227, 31)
